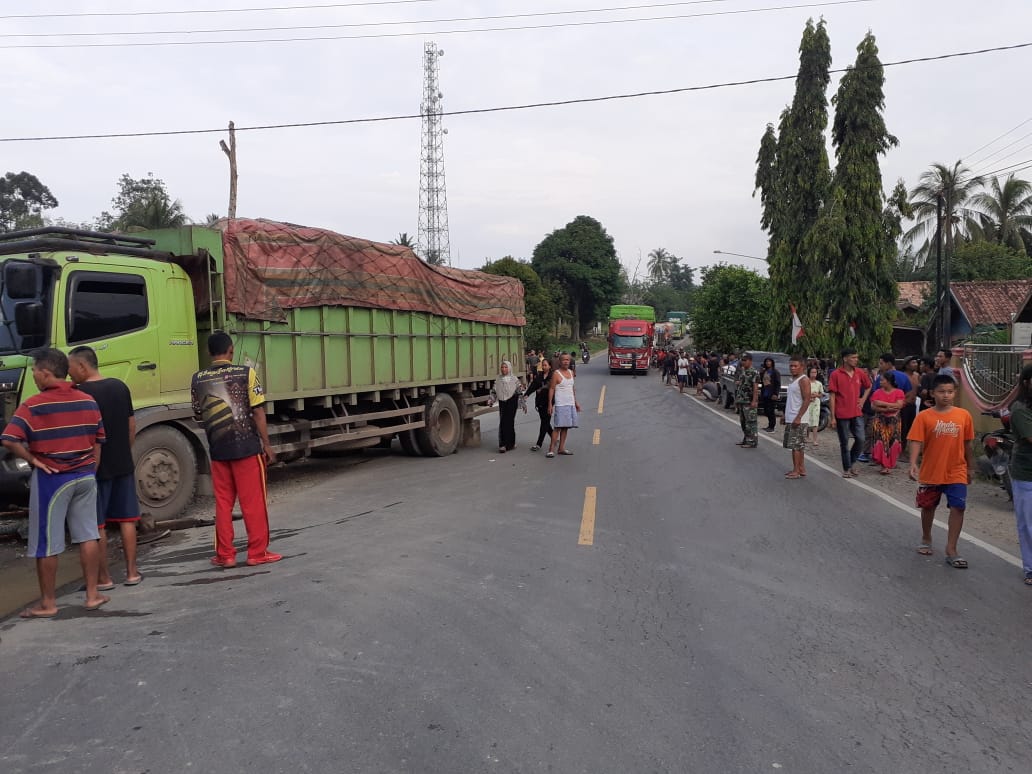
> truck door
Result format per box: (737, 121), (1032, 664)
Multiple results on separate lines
(63, 270), (160, 404)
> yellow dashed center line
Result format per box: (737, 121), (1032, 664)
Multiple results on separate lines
(579, 486), (597, 546)
(597, 385), (606, 414)
(593, 429), (601, 445)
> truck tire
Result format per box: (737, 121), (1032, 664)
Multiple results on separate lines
(398, 428), (423, 457)
(133, 425), (198, 521)
(416, 393), (461, 457)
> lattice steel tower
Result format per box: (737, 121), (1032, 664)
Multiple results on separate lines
(417, 42), (451, 267)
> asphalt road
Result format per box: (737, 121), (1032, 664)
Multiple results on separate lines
(1, 359), (1031, 773)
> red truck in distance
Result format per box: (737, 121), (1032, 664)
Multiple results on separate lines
(607, 305), (655, 375)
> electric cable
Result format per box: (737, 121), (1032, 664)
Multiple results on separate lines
(0, 1), (770, 38)
(963, 116), (1032, 166)
(0, 0), (875, 49)
(0, 0), (443, 20)
(0, 40), (1027, 143)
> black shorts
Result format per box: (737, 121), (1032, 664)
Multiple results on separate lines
(96, 474), (141, 526)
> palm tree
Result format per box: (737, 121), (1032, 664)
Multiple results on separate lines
(905, 161), (985, 265)
(970, 174), (1032, 252)
(392, 232), (416, 248)
(646, 247), (677, 281)
(204, 213), (222, 226)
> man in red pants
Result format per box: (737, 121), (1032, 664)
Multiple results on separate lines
(191, 331), (281, 568)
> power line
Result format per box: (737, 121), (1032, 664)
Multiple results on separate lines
(963, 116), (1032, 165)
(0, 0), (442, 20)
(0, 0), (874, 49)
(0, 40), (1028, 143)
(0, 1), (756, 38)
(966, 128), (1032, 170)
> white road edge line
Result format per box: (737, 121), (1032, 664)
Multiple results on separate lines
(686, 391), (1022, 569)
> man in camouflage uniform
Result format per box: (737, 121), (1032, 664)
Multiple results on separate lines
(735, 352), (760, 448)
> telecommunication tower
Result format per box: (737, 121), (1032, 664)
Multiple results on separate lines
(417, 42), (451, 267)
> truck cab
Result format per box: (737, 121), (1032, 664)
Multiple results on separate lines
(608, 319), (654, 375)
(0, 228), (200, 506)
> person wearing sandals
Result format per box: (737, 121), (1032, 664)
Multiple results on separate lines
(1008, 364), (1032, 585)
(907, 375), (975, 569)
(524, 357), (554, 452)
(782, 355), (811, 479)
(870, 371), (906, 475)
(828, 347), (872, 478)
(546, 352), (581, 458)
(489, 361), (525, 453)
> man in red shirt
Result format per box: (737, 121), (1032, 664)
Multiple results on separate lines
(828, 347), (872, 478)
(1, 348), (107, 617)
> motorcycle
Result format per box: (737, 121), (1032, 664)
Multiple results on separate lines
(976, 408), (1014, 500)
(581, 349), (590, 364)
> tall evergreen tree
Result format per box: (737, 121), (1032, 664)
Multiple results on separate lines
(808, 32), (898, 360)
(754, 18), (832, 348)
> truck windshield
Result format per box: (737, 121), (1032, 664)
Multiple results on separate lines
(611, 335), (648, 348)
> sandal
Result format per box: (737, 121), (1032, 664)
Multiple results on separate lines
(1024, 573), (1032, 586)
(916, 543), (933, 556)
(558, 450), (574, 456)
(784, 472), (803, 479)
(545, 452), (555, 458)
(944, 555), (968, 569)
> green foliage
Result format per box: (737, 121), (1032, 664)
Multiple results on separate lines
(480, 256), (558, 351)
(754, 18), (833, 347)
(98, 173), (188, 232)
(691, 264), (769, 352)
(530, 215), (623, 337)
(814, 32), (898, 362)
(905, 161), (984, 265)
(391, 232), (416, 249)
(970, 174), (1032, 251)
(946, 241), (1032, 280)
(0, 171), (59, 232)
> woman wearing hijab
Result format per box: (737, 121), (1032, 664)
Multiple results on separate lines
(489, 360), (524, 453)
(524, 356), (554, 452)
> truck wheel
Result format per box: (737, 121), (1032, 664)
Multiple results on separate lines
(398, 428), (422, 456)
(134, 425), (198, 521)
(416, 393), (461, 457)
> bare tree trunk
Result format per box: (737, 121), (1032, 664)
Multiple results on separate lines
(219, 121), (238, 219)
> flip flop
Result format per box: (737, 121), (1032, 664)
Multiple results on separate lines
(124, 575), (144, 586)
(1024, 573), (1032, 586)
(19, 607), (57, 619)
(545, 452), (555, 458)
(85, 597), (110, 611)
(558, 450), (574, 456)
(944, 556), (968, 569)
(916, 543), (933, 555)
(784, 473), (803, 479)
(79, 582), (117, 592)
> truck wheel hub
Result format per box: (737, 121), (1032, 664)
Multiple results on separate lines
(138, 448), (180, 500)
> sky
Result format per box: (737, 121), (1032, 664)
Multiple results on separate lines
(2, 0), (1031, 280)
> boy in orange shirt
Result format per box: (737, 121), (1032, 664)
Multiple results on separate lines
(907, 375), (975, 568)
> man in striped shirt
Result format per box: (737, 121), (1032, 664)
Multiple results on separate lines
(1, 348), (107, 618)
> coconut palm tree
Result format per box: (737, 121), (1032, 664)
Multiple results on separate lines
(646, 247), (677, 281)
(392, 232), (416, 248)
(970, 174), (1032, 252)
(904, 161), (985, 265)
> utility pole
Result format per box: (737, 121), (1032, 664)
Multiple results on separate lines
(935, 192), (944, 349)
(417, 42), (451, 267)
(219, 121), (238, 219)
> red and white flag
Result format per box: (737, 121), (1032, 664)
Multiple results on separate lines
(790, 304), (804, 345)
(848, 321), (857, 339)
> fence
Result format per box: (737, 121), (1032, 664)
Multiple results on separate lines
(958, 344), (1027, 410)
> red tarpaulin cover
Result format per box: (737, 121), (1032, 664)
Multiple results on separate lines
(214, 218), (525, 326)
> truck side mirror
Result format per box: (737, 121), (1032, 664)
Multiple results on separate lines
(14, 301), (46, 339)
(3, 262), (42, 300)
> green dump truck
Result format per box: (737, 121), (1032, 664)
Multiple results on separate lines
(0, 220), (524, 519)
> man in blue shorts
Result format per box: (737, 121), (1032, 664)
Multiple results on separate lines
(1, 348), (107, 617)
(69, 346), (143, 587)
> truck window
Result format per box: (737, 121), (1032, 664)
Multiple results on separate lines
(67, 272), (148, 344)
